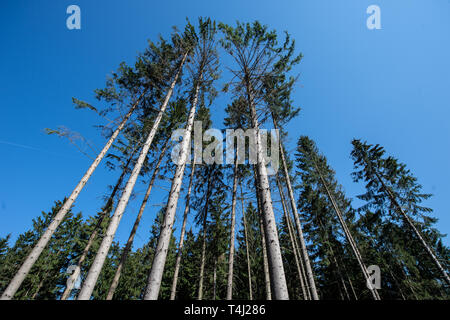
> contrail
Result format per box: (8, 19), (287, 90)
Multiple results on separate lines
(0, 140), (43, 151)
(0, 139), (83, 159)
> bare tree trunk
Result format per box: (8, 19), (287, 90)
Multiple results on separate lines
(276, 177), (308, 300)
(313, 161), (380, 300)
(170, 160), (197, 300)
(144, 72), (202, 300)
(246, 89), (288, 300)
(1, 93), (145, 300)
(61, 150), (135, 300)
(240, 185), (253, 300)
(197, 166), (214, 301)
(283, 199), (311, 300)
(77, 54), (187, 300)
(374, 171), (450, 286)
(226, 154), (239, 300)
(106, 143), (169, 300)
(271, 119), (318, 300)
(198, 213), (208, 301)
(253, 169), (271, 300)
(213, 258), (217, 300)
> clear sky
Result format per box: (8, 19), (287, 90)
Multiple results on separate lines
(0, 0), (449, 249)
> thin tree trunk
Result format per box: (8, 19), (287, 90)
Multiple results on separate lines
(271, 118), (318, 300)
(1, 93), (145, 300)
(240, 185), (253, 300)
(374, 170), (450, 286)
(144, 71), (202, 300)
(106, 143), (169, 300)
(61, 150), (135, 300)
(213, 258), (217, 300)
(276, 177), (308, 300)
(77, 53), (187, 300)
(170, 160), (197, 300)
(198, 216), (207, 301)
(313, 160), (380, 300)
(283, 198), (311, 300)
(253, 168), (271, 300)
(226, 154), (239, 300)
(197, 166), (215, 301)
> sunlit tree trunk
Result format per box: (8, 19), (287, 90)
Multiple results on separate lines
(240, 185), (253, 300)
(77, 53), (187, 300)
(170, 160), (197, 300)
(144, 71), (202, 300)
(226, 154), (239, 300)
(271, 118), (318, 300)
(106, 143), (169, 300)
(1, 92), (145, 300)
(247, 88), (288, 300)
(197, 166), (214, 301)
(276, 177), (308, 300)
(60, 150), (134, 300)
(253, 168), (271, 300)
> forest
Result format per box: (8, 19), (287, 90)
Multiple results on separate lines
(0, 18), (449, 301)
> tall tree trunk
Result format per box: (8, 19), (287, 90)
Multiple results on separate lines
(213, 258), (217, 300)
(198, 215), (208, 301)
(197, 166), (214, 301)
(226, 154), (239, 300)
(240, 185), (253, 300)
(170, 159), (197, 300)
(282, 197), (311, 300)
(61, 150), (135, 300)
(271, 117), (318, 300)
(144, 71), (202, 300)
(313, 160), (381, 300)
(373, 170), (450, 286)
(1, 93), (145, 300)
(77, 54), (187, 300)
(246, 88), (288, 300)
(106, 142), (169, 300)
(276, 177), (308, 300)
(253, 168), (271, 300)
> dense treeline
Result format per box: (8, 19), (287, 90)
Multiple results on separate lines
(0, 18), (448, 300)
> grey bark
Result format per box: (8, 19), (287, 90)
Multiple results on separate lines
(61, 150), (134, 300)
(197, 166), (215, 301)
(240, 185), (253, 300)
(226, 154), (239, 300)
(144, 72), (201, 300)
(106, 143), (168, 300)
(169, 160), (197, 300)
(272, 118), (318, 300)
(276, 177), (309, 300)
(247, 88), (288, 300)
(253, 169), (271, 300)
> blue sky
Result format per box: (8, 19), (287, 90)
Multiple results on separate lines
(0, 0), (449, 249)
